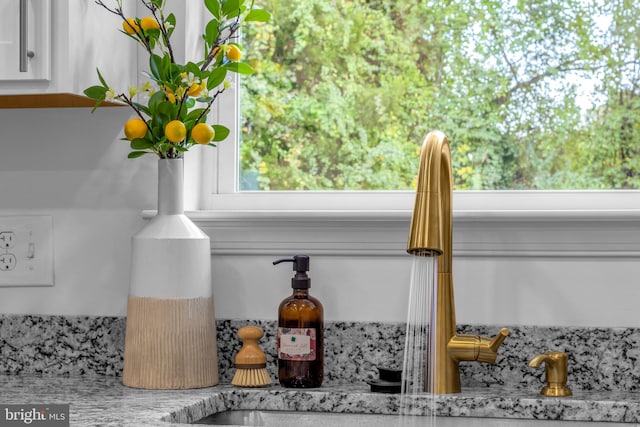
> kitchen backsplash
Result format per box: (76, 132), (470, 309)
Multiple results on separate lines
(1, 315), (638, 392)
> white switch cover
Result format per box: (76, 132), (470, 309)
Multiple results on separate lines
(0, 216), (54, 286)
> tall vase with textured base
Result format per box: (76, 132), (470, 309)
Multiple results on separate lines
(123, 158), (219, 389)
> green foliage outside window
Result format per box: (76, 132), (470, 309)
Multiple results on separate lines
(239, 0), (640, 190)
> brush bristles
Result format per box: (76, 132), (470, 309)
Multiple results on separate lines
(231, 368), (271, 387)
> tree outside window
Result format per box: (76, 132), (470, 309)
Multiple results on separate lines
(239, 0), (640, 191)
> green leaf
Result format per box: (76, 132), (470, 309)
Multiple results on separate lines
(204, 20), (220, 49)
(148, 90), (165, 115)
(149, 54), (163, 80)
(184, 62), (201, 77)
(169, 63), (182, 80)
(224, 62), (254, 75)
(143, 28), (161, 41)
(89, 97), (104, 113)
(96, 68), (108, 87)
(130, 138), (154, 150)
(83, 86), (107, 100)
(244, 9), (271, 22)
(222, 0), (241, 17)
(204, 0), (221, 19)
(222, 0), (240, 15)
(158, 101), (177, 118)
(212, 125), (230, 141)
(151, 125), (164, 141)
(207, 67), (228, 89)
(128, 151), (149, 159)
(186, 108), (208, 121)
(161, 54), (172, 78)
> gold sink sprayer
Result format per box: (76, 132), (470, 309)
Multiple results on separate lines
(407, 130), (509, 394)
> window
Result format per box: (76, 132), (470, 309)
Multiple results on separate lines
(195, 0), (640, 216)
(235, 0), (639, 192)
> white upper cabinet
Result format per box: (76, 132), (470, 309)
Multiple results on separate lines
(0, 0), (205, 108)
(0, 0), (51, 81)
(0, 0), (137, 107)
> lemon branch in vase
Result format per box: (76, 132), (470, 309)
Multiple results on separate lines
(84, 0), (270, 159)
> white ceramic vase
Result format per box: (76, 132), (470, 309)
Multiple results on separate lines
(122, 158), (219, 389)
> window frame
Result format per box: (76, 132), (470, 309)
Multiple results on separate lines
(198, 75), (640, 215)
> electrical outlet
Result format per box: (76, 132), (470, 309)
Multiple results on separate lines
(0, 253), (16, 270)
(0, 216), (54, 286)
(0, 231), (16, 249)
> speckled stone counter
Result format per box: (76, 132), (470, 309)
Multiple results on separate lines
(3, 316), (640, 425)
(2, 375), (640, 426)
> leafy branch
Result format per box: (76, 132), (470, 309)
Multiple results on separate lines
(84, 0), (270, 159)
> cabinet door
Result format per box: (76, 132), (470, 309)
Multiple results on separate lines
(0, 0), (50, 81)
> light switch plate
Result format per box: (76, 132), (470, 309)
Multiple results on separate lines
(0, 215), (54, 286)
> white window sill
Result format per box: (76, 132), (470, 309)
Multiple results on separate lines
(144, 190), (640, 258)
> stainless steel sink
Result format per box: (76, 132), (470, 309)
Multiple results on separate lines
(193, 410), (636, 426)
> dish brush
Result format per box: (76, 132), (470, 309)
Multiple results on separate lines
(231, 325), (271, 387)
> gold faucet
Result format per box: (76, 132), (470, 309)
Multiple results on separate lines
(407, 130), (509, 394)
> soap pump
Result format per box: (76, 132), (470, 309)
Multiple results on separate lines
(273, 255), (324, 388)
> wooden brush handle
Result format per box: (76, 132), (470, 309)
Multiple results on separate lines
(235, 326), (267, 368)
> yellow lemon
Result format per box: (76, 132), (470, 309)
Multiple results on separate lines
(164, 86), (176, 104)
(187, 83), (204, 97)
(124, 118), (147, 140)
(122, 18), (139, 35)
(225, 45), (242, 62)
(140, 16), (160, 31)
(191, 123), (215, 145)
(164, 120), (186, 143)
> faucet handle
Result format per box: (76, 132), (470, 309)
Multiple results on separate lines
(489, 328), (510, 352)
(528, 352), (572, 397)
(476, 328), (510, 363)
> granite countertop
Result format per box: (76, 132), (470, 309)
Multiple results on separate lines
(3, 375), (640, 426)
(4, 317), (640, 425)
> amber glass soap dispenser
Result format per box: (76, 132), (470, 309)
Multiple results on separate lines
(273, 255), (324, 388)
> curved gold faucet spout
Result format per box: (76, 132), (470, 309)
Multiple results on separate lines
(407, 130), (451, 267)
(406, 130), (509, 394)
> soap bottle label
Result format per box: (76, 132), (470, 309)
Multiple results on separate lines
(277, 327), (316, 361)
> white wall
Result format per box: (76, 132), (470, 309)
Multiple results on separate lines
(0, 107), (150, 316)
(211, 255), (640, 328)
(1, 107), (639, 328)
